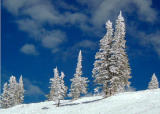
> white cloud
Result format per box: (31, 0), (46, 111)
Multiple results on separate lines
(22, 3), (61, 25)
(3, 0), (159, 54)
(3, 0), (27, 15)
(90, 0), (157, 28)
(51, 48), (60, 54)
(17, 19), (67, 51)
(60, 40), (97, 60)
(3, 0), (158, 30)
(139, 31), (160, 56)
(128, 24), (160, 57)
(3, 0), (89, 53)
(74, 40), (97, 50)
(64, 12), (88, 25)
(23, 78), (44, 96)
(17, 19), (42, 39)
(132, 0), (157, 22)
(20, 44), (39, 55)
(41, 30), (66, 49)
(55, 1), (78, 11)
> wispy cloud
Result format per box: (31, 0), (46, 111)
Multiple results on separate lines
(128, 24), (160, 57)
(3, 0), (89, 54)
(23, 78), (44, 96)
(74, 40), (97, 50)
(139, 31), (160, 56)
(3, 0), (159, 55)
(41, 30), (66, 49)
(60, 40), (97, 60)
(20, 44), (39, 56)
(3, 0), (158, 32)
(76, 0), (157, 25)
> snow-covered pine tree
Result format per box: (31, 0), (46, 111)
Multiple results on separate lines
(48, 67), (65, 107)
(17, 75), (24, 104)
(92, 20), (114, 96)
(148, 73), (159, 89)
(0, 75), (24, 108)
(110, 11), (131, 94)
(69, 50), (88, 100)
(48, 67), (59, 101)
(93, 11), (131, 97)
(60, 72), (68, 99)
(8, 76), (20, 107)
(0, 83), (10, 108)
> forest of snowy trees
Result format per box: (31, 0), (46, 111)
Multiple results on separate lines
(0, 76), (24, 108)
(0, 11), (159, 108)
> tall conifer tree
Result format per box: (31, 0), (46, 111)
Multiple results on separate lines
(92, 20), (114, 96)
(60, 72), (68, 100)
(0, 83), (10, 108)
(93, 11), (131, 97)
(8, 76), (18, 106)
(69, 50), (88, 99)
(17, 75), (24, 104)
(48, 67), (67, 106)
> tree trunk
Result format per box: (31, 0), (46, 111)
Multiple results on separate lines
(57, 99), (60, 107)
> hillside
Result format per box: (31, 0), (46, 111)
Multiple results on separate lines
(0, 89), (160, 114)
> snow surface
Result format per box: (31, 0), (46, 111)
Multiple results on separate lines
(0, 89), (160, 114)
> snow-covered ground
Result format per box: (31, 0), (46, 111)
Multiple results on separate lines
(0, 89), (160, 114)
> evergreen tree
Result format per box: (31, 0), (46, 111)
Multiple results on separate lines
(92, 11), (131, 97)
(60, 72), (68, 99)
(148, 73), (159, 89)
(69, 50), (88, 100)
(92, 20), (114, 96)
(0, 75), (24, 108)
(48, 67), (66, 107)
(8, 76), (18, 107)
(111, 11), (131, 93)
(0, 83), (10, 108)
(17, 75), (24, 104)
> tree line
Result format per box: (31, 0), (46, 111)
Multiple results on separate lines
(0, 11), (159, 108)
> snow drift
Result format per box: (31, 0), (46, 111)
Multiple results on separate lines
(0, 89), (160, 114)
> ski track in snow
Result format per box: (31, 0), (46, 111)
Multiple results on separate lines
(0, 89), (160, 114)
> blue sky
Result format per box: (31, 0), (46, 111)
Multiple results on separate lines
(1, 0), (160, 103)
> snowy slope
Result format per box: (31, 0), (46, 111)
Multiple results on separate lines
(0, 89), (160, 114)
